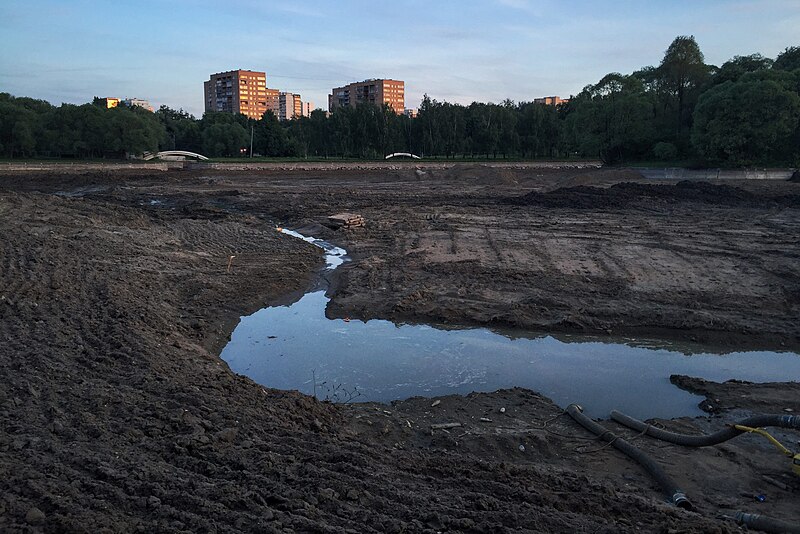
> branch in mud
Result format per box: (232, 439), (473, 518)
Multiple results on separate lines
(311, 369), (362, 403)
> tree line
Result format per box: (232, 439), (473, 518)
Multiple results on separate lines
(1, 38), (798, 166)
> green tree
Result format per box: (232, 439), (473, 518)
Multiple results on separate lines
(565, 73), (655, 163)
(657, 36), (710, 142)
(773, 46), (800, 72)
(691, 75), (800, 165)
(714, 54), (773, 84)
(200, 112), (250, 157)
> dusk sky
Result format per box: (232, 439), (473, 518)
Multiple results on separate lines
(1, 0), (798, 116)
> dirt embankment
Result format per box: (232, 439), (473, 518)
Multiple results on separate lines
(1, 167), (799, 532)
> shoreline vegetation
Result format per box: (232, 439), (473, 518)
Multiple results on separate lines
(1, 38), (798, 167)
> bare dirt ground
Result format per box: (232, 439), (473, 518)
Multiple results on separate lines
(1, 165), (799, 533)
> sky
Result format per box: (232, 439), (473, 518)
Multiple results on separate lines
(1, 0), (798, 116)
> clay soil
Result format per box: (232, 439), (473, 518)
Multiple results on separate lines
(1, 165), (799, 533)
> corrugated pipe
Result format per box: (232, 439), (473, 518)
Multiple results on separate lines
(610, 411), (800, 447)
(733, 511), (800, 534)
(565, 404), (692, 510)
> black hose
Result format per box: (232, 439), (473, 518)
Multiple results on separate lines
(610, 411), (800, 447)
(733, 511), (800, 534)
(565, 404), (692, 510)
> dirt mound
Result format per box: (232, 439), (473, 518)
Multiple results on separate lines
(509, 180), (795, 209)
(556, 168), (645, 188)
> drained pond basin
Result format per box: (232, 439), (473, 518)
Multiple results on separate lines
(221, 231), (800, 420)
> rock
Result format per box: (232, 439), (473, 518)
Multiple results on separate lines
(318, 488), (338, 500)
(26, 507), (45, 525)
(215, 428), (237, 443)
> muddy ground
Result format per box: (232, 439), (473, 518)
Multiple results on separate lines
(1, 165), (799, 533)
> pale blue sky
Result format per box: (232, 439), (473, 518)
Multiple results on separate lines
(1, 0), (798, 116)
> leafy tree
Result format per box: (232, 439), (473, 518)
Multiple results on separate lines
(691, 76), (800, 165)
(773, 46), (800, 72)
(657, 36), (710, 142)
(565, 73), (655, 163)
(714, 54), (773, 84)
(652, 141), (678, 160)
(254, 111), (287, 156)
(156, 106), (202, 152)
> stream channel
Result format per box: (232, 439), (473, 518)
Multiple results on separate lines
(221, 231), (800, 419)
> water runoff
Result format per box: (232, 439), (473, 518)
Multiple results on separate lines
(221, 231), (800, 419)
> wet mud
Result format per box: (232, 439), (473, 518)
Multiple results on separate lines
(1, 165), (799, 532)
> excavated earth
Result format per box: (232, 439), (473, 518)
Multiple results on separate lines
(1, 164), (799, 533)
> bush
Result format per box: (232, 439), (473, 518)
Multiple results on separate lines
(652, 142), (678, 161)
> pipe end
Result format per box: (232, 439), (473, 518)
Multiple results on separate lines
(672, 492), (692, 510)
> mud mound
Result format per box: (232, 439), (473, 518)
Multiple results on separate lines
(510, 180), (795, 209)
(432, 164), (525, 185)
(557, 168), (644, 188)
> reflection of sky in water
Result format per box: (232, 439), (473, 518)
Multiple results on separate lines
(221, 290), (800, 419)
(280, 229), (346, 269)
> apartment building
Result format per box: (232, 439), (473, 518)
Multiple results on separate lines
(278, 92), (303, 121)
(328, 79), (404, 114)
(204, 70), (272, 119)
(99, 97), (120, 109)
(533, 96), (569, 106)
(264, 88), (280, 117)
(97, 97), (153, 112)
(123, 98), (154, 112)
(301, 102), (314, 118)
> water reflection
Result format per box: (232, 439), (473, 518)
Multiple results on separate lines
(221, 289), (800, 419)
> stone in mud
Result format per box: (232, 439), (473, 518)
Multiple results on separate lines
(25, 507), (45, 525)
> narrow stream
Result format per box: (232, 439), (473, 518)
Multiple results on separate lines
(221, 231), (800, 419)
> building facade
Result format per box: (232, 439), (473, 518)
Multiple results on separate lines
(98, 97), (152, 112)
(99, 97), (119, 109)
(301, 102), (314, 118)
(204, 70), (271, 119)
(533, 96), (569, 106)
(264, 88), (280, 117)
(328, 79), (404, 114)
(122, 98), (154, 112)
(278, 92), (303, 121)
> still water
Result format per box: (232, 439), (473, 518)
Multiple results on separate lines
(220, 232), (800, 419)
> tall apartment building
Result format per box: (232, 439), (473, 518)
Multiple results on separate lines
(204, 70), (272, 119)
(293, 96), (303, 120)
(328, 79), (404, 114)
(264, 88), (280, 117)
(301, 102), (314, 118)
(534, 96), (569, 106)
(278, 92), (303, 121)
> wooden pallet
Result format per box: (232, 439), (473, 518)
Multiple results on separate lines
(328, 212), (365, 229)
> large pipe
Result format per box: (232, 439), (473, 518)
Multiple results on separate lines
(610, 411), (800, 447)
(733, 511), (800, 534)
(565, 404), (692, 510)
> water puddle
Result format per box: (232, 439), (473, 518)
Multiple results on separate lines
(221, 231), (800, 419)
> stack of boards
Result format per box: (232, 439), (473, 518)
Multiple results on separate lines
(327, 213), (365, 229)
